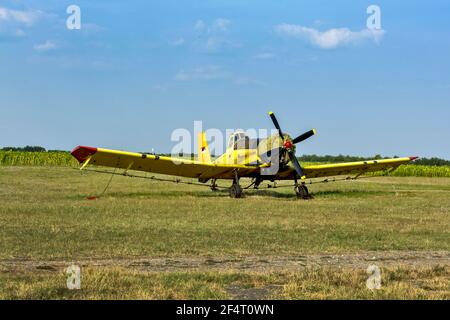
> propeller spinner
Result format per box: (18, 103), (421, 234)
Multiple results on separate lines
(268, 111), (316, 179)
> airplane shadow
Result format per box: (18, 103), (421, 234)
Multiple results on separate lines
(243, 189), (385, 199)
(244, 189), (296, 199)
(79, 188), (387, 200)
(313, 190), (390, 197)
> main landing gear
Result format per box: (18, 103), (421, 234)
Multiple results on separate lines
(210, 179), (219, 191)
(294, 180), (312, 200)
(226, 174), (312, 200)
(230, 182), (243, 198)
(229, 170), (243, 198)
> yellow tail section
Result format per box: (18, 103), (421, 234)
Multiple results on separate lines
(197, 132), (212, 163)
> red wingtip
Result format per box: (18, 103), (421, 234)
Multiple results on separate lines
(71, 146), (98, 163)
(409, 156), (419, 161)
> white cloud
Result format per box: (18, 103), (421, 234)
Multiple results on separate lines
(254, 52), (275, 60)
(194, 18), (231, 33)
(233, 77), (266, 86)
(14, 28), (25, 37)
(0, 7), (43, 38)
(0, 7), (41, 26)
(202, 37), (238, 53)
(152, 83), (170, 91)
(194, 20), (205, 31)
(174, 65), (265, 86)
(211, 18), (231, 32)
(81, 23), (105, 34)
(192, 18), (237, 53)
(27, 55), (119, 70)
(175, 65), (228, 81)
(169, 37), (185, 46)
(275, 23), (385, 49)
(313, 20), (324, 26)
(33, 40), (57, 52)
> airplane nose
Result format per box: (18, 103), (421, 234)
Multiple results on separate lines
(283, 140), (293, 150)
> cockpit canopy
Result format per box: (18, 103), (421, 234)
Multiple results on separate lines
(227, 131), (258, 150)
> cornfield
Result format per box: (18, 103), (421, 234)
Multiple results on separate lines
(387, 164), (450, 178)
(1, 151), (450, 178)
(0, 151), (78, 167)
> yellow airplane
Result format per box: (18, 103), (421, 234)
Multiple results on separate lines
(71, 112), (418, 199)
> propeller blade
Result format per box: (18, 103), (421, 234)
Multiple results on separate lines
(268, 111), (306, 179)
(268, 111), (284, 137)
(292, 129), (316, 144)
(288, 150), (305, 179)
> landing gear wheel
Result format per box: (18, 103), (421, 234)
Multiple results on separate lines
(295, 184), (312, 200)
(229, 170), (243, 198)
(230, 183), (243, 198)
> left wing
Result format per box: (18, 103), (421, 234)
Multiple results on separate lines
(276, 157), (417, 179)
(71, 146), (261, 180)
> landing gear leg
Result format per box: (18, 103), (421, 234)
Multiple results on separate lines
(229, 170), (243, 198)
(210, 179), (218, 191)
(253, 177), (263, 189)
(294, 180), (312, 200)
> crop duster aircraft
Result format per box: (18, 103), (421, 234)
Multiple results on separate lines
(71, 112), (418, 199)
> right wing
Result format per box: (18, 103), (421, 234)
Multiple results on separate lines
(276, 157), (417, 179)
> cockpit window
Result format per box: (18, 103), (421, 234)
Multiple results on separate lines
(227, 135), (234, 149)
(235, 137), (251, 150)
(228, 132), (248, 149)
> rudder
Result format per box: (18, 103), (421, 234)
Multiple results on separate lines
(197, 132), (212, 163)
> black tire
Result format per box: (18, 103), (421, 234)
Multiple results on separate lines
(230, 183), (243, 198)
(295, 185), (310, 199)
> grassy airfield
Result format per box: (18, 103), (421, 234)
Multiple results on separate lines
(0, 166), (449, 299)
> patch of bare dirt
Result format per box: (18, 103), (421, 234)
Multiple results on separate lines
(1, 251), (448, 274)
(226, 284), (280, 300)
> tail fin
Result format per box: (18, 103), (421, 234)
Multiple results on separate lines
(197, 132), (212, 163)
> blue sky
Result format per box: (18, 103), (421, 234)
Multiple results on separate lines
(1, 0), (449, 158)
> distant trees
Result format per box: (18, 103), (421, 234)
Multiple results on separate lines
(412, 157), (450, 166)
(0, 146), (69, 153)
(298, 154), (450, 166)
(298, 154), (395, 163)
(171, 152), (450, 166)
(47, 150), (70, 153)
(1, 146), (46, 152)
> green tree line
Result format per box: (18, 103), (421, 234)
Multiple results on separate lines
(1, 146), (68, 153)
(298, 154), (450, 166)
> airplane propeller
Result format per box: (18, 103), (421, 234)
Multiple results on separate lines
(292, 129), (316, 144)
(268, 111), (316, 179)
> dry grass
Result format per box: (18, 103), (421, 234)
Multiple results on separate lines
(0, 266), (448, 299)
(277, 265), (449, 299)
(1, 167), (449, 259)
(0, 166), (449, 299)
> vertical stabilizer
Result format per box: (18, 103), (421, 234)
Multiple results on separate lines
(197, 132), (212, 163)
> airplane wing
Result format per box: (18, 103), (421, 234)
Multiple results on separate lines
(72, 146), (416, 182)
(276, 157), (417, 179)
(71, 146), (261, 180)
